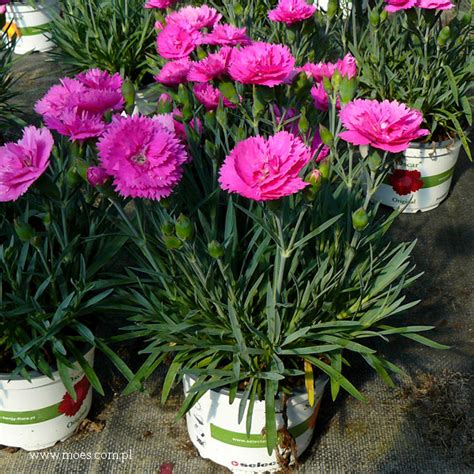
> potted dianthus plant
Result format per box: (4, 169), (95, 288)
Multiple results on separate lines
(0, 69), (131, 451)
(350, 0), (472, 212)
(92, 1), (448, 472)
(3, 0), (59, 54)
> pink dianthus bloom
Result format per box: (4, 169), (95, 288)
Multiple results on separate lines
(416, 0), (453, 9)
(268, 0), (316, 25)
(76, 68), (122, 92)
(384, 0), (417, 12)
(145, 0), (177, 8)
(187, 47), (233, 82)
(193, 83), (235, 111)
(339, 99), (430, 153)
(155, 59), (191, 86)
(44, 108), (106, 142)
(311, 82), (339, 112)
(311, 130), (330, 162)
(229, 42), (295, 87)
(219, 131), (311, 201)
(166, 5), (222, 30)
(0, 126), (53, 202)
(87, 166), (109, 187)
(202, 24), (251, 46)
(301, 53), (357, 82)
(157, 22), (202, 60)
(97, 115), (188, 200)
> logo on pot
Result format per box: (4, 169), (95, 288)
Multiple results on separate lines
(58, 376), (90, 417)
(231, 461), (277, 468)
(388, 169), (424, 196)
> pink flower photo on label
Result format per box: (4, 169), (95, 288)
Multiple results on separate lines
(268, 0), (317, 25)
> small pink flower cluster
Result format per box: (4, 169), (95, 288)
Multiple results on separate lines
(268, 0), (317, 25)
(384, 0), (453, 13)
(35, 69), (124, 141)
(300, 54), (357, 111)
(154, 4), (297, 110)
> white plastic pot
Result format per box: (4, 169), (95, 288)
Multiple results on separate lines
(5, 1), (58, 55)
(374, 139), (461, 213)
(183, 375), (328, 473)
(0, 347), (94, 451)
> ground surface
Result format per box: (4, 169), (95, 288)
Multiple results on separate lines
(0, 53), (472, 474)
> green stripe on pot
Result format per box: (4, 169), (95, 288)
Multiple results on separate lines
(383, 165), (455, 189)
(210, 418), (311, 448)
(421, 166), (455, 188)
(0, 402), (61, 425)
(18, 22), (51, 37)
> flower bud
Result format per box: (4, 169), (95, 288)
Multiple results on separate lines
(177, 84), (191, 108)
(286, 27), (296, 43)
(175, 214), (194, 240)
(208, 240), (224, 259)
(161, 221), (174, 236)
(303, 187), (317, 203)
(216, 106), (228, 128)
(163, 235), (183, 250)
(157, 93), (173, 114)
(122, 79), (136, 110)
(14, 219), (34, 241)
(460, 10), (472, 28)
(319, 159), (331, 179)
(235, 3), (243, 15)
(305, 169), (322, 191)
(369, 8), (380, 27)
(294, 72), (312, 100)
(204, 111), (216, 129)
(339, 77), (357, 105)
(43, 212), (52, 227)
(368, 151), (382, 171)
(322, 76), (332, 95)
(87, 166), (108, 187)
(327, 0), (338, 18)
(65, 167), (80, 187)
(319, 124), (333, 146)
(298, 112), (309, 135)
(437, 26), (450, 47)
(352, 208), (369, 231)
(380, 9), (388, 22)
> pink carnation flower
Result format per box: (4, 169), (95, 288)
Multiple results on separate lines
(76, 68), (122, 91)
(157, 22), (202, 60)
(268, 0), (317, 25)
(301, 53), (357, 82)
(202, 24), (251, 46)
(311, 131), (330, 162)
(187, 47), (233, 82)
(219, 131), (311, 201)
(44, 108), (106, 142)
(166, 5), (222, 30)
(229, 42), (295, 87)
(193, 83), (235, 111)
(0, 126), (54, 202)
(339, 99), (430, 153)
(36, 74), (123, 119)
(145, 0), (177, 8)
(97, 115), (188, 200)
(87, 166), (109, 187)
(384, 0), (417, 12)
(311, 82), (339, 112)
(155, 59), (191, 86)
(416, 0), (453, 9)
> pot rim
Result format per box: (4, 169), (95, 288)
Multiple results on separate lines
(408, 136), (461, 150)
(0, 346), (94, 383)
(7, 0), (57, 13)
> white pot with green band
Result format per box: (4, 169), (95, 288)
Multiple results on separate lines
(5, 1), (58, 55)
(0, 348), (94, 451)
(183, 375), (328, 473)
(374, 139), (461, 213)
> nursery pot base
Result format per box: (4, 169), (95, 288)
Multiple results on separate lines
(183, 375), (328, 473)
(0, 348), (94, 451)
